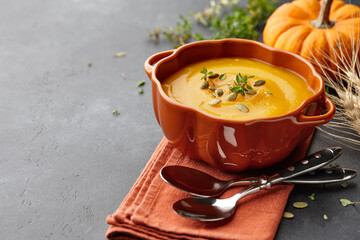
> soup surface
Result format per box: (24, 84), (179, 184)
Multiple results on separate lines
(162, 58), (315, 120)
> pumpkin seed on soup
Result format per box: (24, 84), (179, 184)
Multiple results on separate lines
(237, 104), (249, 113)
(200, 81), (209, 89)
(209, 86), (217, 91)
(215, 89), (224, 97)
(208, 99), (221, 106)
(219, 73), (226, 80)
(293, 202), (308, 209)
(246, 90), (256, 95)
(208, 73), (219, 79)
(254, 79), (266, 86)
(226, 92), (237, 101)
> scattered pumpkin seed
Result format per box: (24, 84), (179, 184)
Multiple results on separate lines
(293, 202), (308, 209)
(215, 89), (224, 97)
(226, 92), (237, 101)
(237, 104), (249, 113)
(254, 79), (266, 86)
(88, 62), (92, 67)
(208, 73), (219, 79)
(308, 193), (315, 200)
(112, 110), (120, 116)
(137, 80), (145, 87)
(200, 81), (209, 89)
(246, 90), (256, 95)
(340, 198), (352, 207)
(282, 212), (294, 219)
(139, 88), (144, 94)
(114, 52), (127, 57)
(265, 92), (273, 95)
(341, 182), (349, 188)
(209, 86), (217, 91)
(219, 73), (226, 80)
(208, 99), (221, 106)
(329, 162), (340, 168)
(323, 214), (328, 220)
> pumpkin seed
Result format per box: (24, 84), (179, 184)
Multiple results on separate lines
(282, 212), (294, 219)
(226, 92), (238, 101)
(324, 214), (328, 220)
(237, 104), (249, 113)
(209, 86), (217, 91)
(208, 73), (219, 79)
(246, 90), (256, 95)
(265, 92), (273, 95)
(114, 52), (126, 57)
(219, 73), (226, 80)
(208, 99), (221, 106)
(293, 202), (308, 209)
(200, 81), (209, 89)
(341, 182), (349, 188)
(215, 89), (224, 97)
(254, 79), (266, 86)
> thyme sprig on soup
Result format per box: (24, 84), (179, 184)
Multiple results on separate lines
(161, 58), (314, 120)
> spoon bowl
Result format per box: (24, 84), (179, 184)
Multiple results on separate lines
(173, 185), (260, 221)
(161, 166), (258, 197)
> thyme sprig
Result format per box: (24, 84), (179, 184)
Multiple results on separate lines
(229, 73), (255, 96)
(200, 67), (224, 85)
(149, 0), (278, 47)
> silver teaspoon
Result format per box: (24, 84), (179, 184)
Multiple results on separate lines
(173, 147), (343, 221)
(161, 166), (357, 197)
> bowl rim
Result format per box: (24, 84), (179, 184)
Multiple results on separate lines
(149, 38), (325, 124)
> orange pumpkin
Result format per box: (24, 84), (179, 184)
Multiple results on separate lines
(263, 0), (360, 70)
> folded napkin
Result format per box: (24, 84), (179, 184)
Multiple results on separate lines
(107, 135), (313, 240)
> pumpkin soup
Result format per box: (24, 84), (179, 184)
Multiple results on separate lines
(162, 58), (315, 120)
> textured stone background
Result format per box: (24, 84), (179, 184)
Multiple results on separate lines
(0, 0), (359, 239)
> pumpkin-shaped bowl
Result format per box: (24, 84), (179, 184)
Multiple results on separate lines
(144, 39), (335, 172)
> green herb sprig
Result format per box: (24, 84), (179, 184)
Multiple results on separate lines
(200, 67), (224, 86)
(340, 199), (360, 207)
(229, 73), (254, 96)
(149, 0), (277, 47)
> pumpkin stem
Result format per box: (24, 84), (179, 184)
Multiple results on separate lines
(311, 0), (335, 28)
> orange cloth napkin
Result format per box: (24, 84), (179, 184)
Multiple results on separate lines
(107, 135), (313, 240)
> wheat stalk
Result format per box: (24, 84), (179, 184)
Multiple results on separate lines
(310, 16), (360, 151)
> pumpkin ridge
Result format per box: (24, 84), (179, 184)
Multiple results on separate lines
(275, 25), (313, 54)
(297, 30), (315, 57)
(292, 0), (320, 19)
(300, 30), (330, 67)
(264, 19), (307, 46)
(330, 0), (348, 15)
(331, 4), (360, 21)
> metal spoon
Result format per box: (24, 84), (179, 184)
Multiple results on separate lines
(161, 166), (357, 197)
(173, 147), (343, 221)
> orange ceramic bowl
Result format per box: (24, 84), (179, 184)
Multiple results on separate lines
(144, 39), (335, 172)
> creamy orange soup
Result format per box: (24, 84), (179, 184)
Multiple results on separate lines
(162, 58), (315, 120)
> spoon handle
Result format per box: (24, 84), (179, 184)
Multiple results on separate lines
(233, 147), (343, 203)
(286, 168), (357, 184)
(275, 147), (342, 181)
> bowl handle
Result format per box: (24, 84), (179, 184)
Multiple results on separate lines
(144, 50), (175, 78)
(297, 96), (336, 126)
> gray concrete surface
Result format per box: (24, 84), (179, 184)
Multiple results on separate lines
(0, 0), (359, 239)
